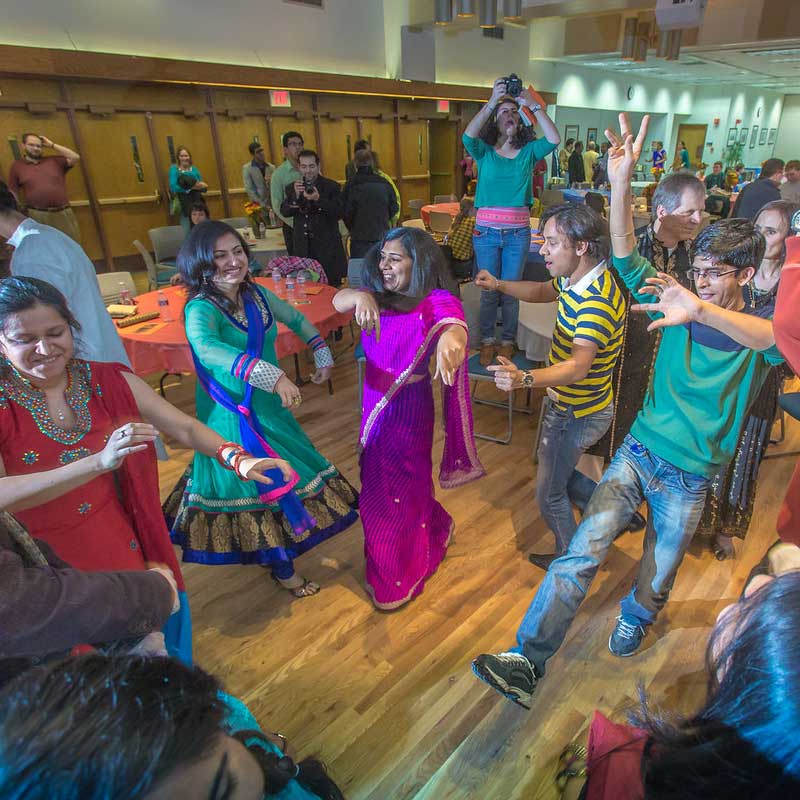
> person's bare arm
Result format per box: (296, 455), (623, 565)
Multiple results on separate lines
(40, 136), (80, 167)
(464, 78), (507, 138)
(488, 340), (598, 391)
(474, 269), (558, 303)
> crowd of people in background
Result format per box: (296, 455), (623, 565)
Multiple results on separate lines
(1, 75), (800, 798)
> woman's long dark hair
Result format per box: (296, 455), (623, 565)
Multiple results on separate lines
(0, 655), (344, 800)
(177, 220), (253, 313)
(361, 227), (455, 311)
(632, 571), (800, 799)
(0, 277), (82, 373)
(479, 97), (534, 150)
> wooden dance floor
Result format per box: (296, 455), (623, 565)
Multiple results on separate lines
(155, 345), (798, 800)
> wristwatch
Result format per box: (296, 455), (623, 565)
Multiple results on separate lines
(521, 370), (535, 388)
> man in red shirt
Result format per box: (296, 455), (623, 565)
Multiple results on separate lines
(7, 133), (81, 242)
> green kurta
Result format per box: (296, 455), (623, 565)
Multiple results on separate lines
(164, 284), (358, 565)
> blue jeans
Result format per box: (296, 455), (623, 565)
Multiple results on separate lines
(472, 224), (531, 343)
(536, 400), (614, 554)
(515, 434), (709, 676)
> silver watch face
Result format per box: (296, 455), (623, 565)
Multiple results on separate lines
(792, 208), (800, 235)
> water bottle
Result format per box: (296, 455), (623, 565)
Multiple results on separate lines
(296, 272), (307, 297)
(268, 208), (277, 227)
(258, 221), (266, 239)
(272, 271), (284, 297)
(285, 275), (296, 301)
(157, 290), (174, 322)
(119, 283), (133, 306)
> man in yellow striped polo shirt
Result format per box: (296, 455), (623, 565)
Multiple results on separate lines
(476, 203), (625, 569)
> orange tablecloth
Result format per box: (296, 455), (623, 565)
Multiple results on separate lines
(420, 202), (460, 227)
(118, 279), (352, 377)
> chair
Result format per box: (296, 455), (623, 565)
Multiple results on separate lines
(133, 239), (177, 290)
(148, 225), (185, 267)
(347, 258), (365, 289)
(584, 192), (606, 217)
(433, 194), (456, 203)
(407, 199), (427, 219)
(429, 211), (453, 235)
(460, 281), (539, 445)
(266, 256), (328, 284)
(401, 218), (426, 230)
(97, 271), (137, 305)
(220, 217), (249, 230)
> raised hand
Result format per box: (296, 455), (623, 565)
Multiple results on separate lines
(604, 112), (650, 186)
(487, 355), (523, 392)
(631, 272), (703, 331)
(490, 77), (508, 105)
(99, 422), (159, 470)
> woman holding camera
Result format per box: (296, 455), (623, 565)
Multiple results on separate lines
(463, 76), (559, 365)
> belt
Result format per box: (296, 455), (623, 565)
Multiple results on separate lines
(28, 204), (70, 212)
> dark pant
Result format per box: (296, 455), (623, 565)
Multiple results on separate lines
(282, 222), (295, 256)
(350, 239), (378, 259)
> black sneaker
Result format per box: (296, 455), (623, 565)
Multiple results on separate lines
(608, 614), (645, 657)
(471, 652), (536, 709)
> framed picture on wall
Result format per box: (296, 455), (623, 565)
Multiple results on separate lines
(565, 124), (579, 143)
(738, 127), (749, 145)
(768, 128), (777, 145)
(750, 126), (759, 148)
(586, 127), (598, 145)
(727, 127), (738, 146)
(760, 127), (768, 145)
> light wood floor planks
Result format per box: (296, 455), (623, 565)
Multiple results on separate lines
(153, 343), (798, 800)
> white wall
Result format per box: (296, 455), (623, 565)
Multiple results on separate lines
(774, 96), (800, 162)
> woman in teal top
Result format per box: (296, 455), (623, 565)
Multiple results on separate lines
(0, 654), (344, 799)
(163, 221), (358, 598)
(463, 77), (559, 365)
(169, 146), (208, 235)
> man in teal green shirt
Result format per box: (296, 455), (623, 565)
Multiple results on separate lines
(472, 113), (783, 709)
(270, 130), (303, 255)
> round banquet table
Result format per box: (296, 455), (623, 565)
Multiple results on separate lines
(118, 279), (352, 377)
(420, 201), (460, 227)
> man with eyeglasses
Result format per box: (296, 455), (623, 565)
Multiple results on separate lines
(472, 113), (784, 710)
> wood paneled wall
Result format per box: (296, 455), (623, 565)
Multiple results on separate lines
(0, 74), (483, 269)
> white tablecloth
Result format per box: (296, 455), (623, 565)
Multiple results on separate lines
(517, 300), (557, 362)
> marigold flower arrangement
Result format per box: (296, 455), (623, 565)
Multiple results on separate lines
(243, 200), (266, 237)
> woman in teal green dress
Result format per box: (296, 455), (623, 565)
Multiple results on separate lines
(164, 222), (358, 597)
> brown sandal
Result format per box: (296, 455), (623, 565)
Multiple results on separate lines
(272, 574), (321, 598)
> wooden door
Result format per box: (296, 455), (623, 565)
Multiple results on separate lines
(215, 115), (270, 216)
(0, 108), (101, 258)
(73, 110), (165, 260)
(318, 117), (359, 183)
(398, 119), (430, 213)
(429, 119), (457, 201)
(150, 113), (223, 218)
(675, 124), (707, 170)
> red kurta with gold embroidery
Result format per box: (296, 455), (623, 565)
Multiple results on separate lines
(0, 360), (145, 571)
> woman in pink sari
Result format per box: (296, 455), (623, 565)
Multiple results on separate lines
(334, 228), (485, 609)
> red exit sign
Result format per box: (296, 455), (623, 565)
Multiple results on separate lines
(436, 99), (450, 113)
(270, 90), (292, 108)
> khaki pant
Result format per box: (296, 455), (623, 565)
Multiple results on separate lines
(27, 207), (81, 243)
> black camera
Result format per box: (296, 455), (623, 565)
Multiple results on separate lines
(503, 73), (523, 98)
(303, 179), (314, 194)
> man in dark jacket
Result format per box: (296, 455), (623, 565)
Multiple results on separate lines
(732, 158), (784, 220)
(568, 141), (586, 185)
(342, 149), (399, 258)
(0, 511), (176, 661)
(280, 149), (348, 286)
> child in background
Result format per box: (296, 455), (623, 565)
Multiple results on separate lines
(445, 196), (476, 280)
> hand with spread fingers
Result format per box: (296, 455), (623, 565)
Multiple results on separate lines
(354, 291), (381, 342)
(434, 326), (467, 386)
(274, 374), (302, 408)
(100, 422), (159, 470)
(631, 271), (703, 331)
(604, 112), (650, 186)
(487, 355), (524, 392)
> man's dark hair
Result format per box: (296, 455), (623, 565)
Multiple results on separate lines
(248, 141), (264, 156)
(354, 150), (373, 168)
(761, 158), (785, 179)
(353, 139), (370, 153)
(0, 181), (19, 215)
(574, 141), (584, 153)
(713, 161), (723, 168)
(564, 138), (575, 148)
(281, 131), (303, 148)
(539, 203), (609, 261)
(20, 133), (39, 144)
(651, 173), (705, 217)
(690, 218), (765, 271)
(298, 149), (319, 164)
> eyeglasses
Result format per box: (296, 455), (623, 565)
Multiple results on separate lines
(687, 268), (740, 281)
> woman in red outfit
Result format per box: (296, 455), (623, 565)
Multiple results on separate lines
(0, 277), (290, 662)
(559, 568), (800, 799)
